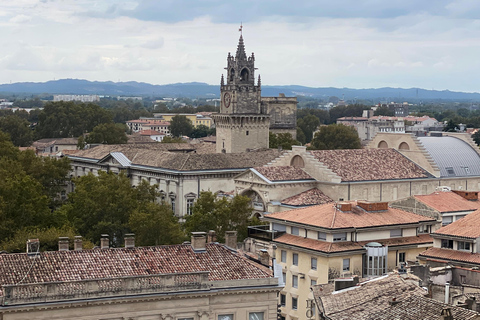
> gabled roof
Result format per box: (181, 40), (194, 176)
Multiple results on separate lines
(313, 274), (479, 320)
(434, 209), (480, 239)
(417, 136), (480, 177)
(308, 149), (429, 182)
(281, 188), (334, 206)
(107, 152), (132, 167)
(264, 202), (435, 230)
(139, 130), (163, 136)
(0, 243), (272, 297)
(414, 191), (480, 213)
(253, 166), (314, 182)
(420, 247), (480, 266)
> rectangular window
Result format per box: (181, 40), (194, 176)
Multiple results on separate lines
(281, 250), (287, 263)
(178, 318), (194, 320)
(171, 198), (175, 212)
(442, 216), (453, 226)
(458, 241), (471, 251)
(318, 232), (326, 240)
(333, 233), (347, 242)
(292, 297), (298, 310)
(441, 239), (454, 249)
(390, 229), (402, 237)
(218, 315), (233, 320)
(282, 272), (286, 284)
(292, 275), (298, 288)
(186, 198), (194, 215)
(456, 215), (466, 221)
(280, 293), (286, 306)
(291, 227), (299, 235)
(311, 279), (317, 286)
(343, 258), (350, 272)
(273, 223), (287, 232)
(249, 312), (264, 320)
(399, 252), (406, 263)
(293, 253), (298, 266)
(311, 258), (317, 270)
(446, 167), (455, 176)
(417, 225), (428, 234)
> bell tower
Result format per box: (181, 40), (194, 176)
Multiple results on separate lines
(213, 28), (270, 153)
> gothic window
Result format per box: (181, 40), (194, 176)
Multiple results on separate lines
(240, 68), (249, 81)
(229, 68), (235, 82)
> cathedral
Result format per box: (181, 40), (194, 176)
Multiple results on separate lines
(213, 32), (297, 153)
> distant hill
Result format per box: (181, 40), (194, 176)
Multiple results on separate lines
(1, 79), (479, 101)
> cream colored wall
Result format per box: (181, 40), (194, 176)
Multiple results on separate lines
(2, 290), (278, 320)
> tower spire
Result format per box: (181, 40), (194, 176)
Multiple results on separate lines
(236, 24), (247, 60)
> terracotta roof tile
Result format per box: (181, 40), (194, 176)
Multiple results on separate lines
(273, 234), (364, 253)
(139, 130), (163, 136)
(265, 202), (435, 230)
(414, 192), (480, 213)
(281, 188), (334, 206)
(434, 209), (480, 239)
(254, 166), (314, 182)
(420, 247), (480, 265)
(309, 149), (429, 182)
(0, 243), (272, 295)
(358, 234), (433, 247)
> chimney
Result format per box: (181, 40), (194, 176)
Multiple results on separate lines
(26, 239), (40, 256)
(191, 232), (207, 251)
(440, 307), (453, 320)
(58, 237), (69, 251)
(207, 230), (216, 243)
(258, 249), (270, 266)
(225, 231), (238, 251)
(336, 202), (352, 212)
(100, 234), (109, 249)
(124, 233), (135, 248)
(445, 281), (450, 304)
(357, 200), (388, 212)
(74, 236), (83, 251)
(452, 190), (479, 201)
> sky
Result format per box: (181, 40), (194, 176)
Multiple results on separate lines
(1, 0), (480, 92)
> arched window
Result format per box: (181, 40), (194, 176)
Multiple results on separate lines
(229, 68), (235, 82)
(240, 68), (249, 82)
(378, 141), (388, 149)
(290, 155), (305, 168)
(399, 142), (410, 150)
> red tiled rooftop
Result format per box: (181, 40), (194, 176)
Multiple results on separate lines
(434, 209), (480, 239)
(254, 166), (314, 182)
(274, 234), (364, 253)
(420, 247), (480, 265)
(309, 149), (429, 182)
(0, 243), (272, 292)
(139, 129), (163, 136)
(358, 234), (433, 248)
(265, 202), (435, 230)
(281, 188), (333, 206)
(414, 191), (480, 213)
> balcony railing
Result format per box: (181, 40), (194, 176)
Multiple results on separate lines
(248, 225), (285, 241)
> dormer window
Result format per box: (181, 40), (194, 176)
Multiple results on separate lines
(458, 241), (471, 251)
(333, 233), (347, 242)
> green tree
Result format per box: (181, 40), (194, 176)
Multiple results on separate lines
(161, 136), (186, 143)
(297, 114), (320, 143)
(472, 131), (480, 146)
(269, 132), (301, 150)
(85, 123), (128, 144)
(443, 119), (458, 132)
(170, 115), (193, 137)
(373, 106), (394, 116)
(310, 124), (362, 150)
(0, 115), (34, 147)
(189, 124), (213, 138)
(184, 191), (254, 242)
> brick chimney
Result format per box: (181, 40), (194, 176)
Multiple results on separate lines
(207, 230), (217, 243)
(452, 190), (479, 201)
(74, 236), (83, 251)
(440, 307), (453, 320)
(225, 231), (238, 251)
(357, 200), (388, 211)
(336, 202), (352, 212)
(191, 232), (207, 251)
(58, 237), (69, 251)
(124, 233), (135, 248)
(100, 234), (109, 249)
(26, 239), (40, 256)
(258, 249), (270, 266)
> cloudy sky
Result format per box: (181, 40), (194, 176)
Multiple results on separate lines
(1, 0), (480, 92)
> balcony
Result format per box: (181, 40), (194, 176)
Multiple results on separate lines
(248, 225), (285, 241)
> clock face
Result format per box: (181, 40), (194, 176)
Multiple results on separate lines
(223, 92), (231, 108)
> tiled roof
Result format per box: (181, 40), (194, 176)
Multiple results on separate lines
(281, 188), (334, 206)
(414, 191), (480, 213)
(309, 149), (429, 182)
(314, 274), (478, 320)
(434, 209), (480, 239)
(139, 130), (163, 136)
(273, 233), (364, 253)
(0, 243), (272, 296)
(71, 144), (282, 171)
(420, 247), (480, 266)
(358, 234), (433, 247)
(127, 119), (170, 125)
(253, 166), (314, 182)
(265, 202), (435, 230)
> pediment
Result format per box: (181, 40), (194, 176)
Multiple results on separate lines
(234, 168), (271, 185)
(98, 152), (132, 167)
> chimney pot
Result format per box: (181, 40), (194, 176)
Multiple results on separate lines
(100, 234), (109, 249)
(207, 230), (216, 243)
(74, 236), (83, 251)
(124, 233), (135, 248)
(259, 249), (270, 266)
(191, 232), (207, 251)
(440, 307), (453, 320)
(225, 231), (238, 251)
(26, 239), (40, 256)
(58, 237), (69, 251)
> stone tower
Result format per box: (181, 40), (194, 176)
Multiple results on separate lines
(213, 34), (270, 153)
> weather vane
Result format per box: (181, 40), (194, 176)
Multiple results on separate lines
(239, 22), (243, 35)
